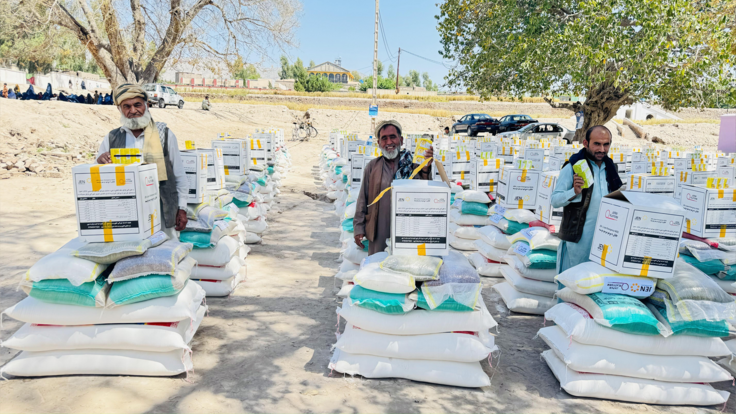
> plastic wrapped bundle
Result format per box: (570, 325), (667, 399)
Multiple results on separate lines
(421, 251), (481, 310)
(657, 260), (736, 322)
(379, 255), (442, 281)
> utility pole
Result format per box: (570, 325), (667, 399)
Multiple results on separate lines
(395, 47), (401, 95)
(371, 0), (379, 137)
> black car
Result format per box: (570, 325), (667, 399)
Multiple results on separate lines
(468, 116), (501, 136)
(451, 113), (495, 135)
(498, 114), (538, 132)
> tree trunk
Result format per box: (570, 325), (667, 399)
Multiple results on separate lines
(573, 82), (633, 143)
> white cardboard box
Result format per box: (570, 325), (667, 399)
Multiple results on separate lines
(450, 151), (477, 187)
(547, 156), (564, 172)
(476, 158), (502, 195)
(212, 139), (249, 177)
(674, 170), (716, 199)
(496, 165), (541, 209)
(391, 180), (451, 256)
(72, 163), (161, 242)
(717, 166), (736, 180)
(717, 155), (735, 168)
(535, 171), (562, 227)
(351, 153), (365, 187)
(589, 191), (685, 279)
(627, 174), (675, 194)
(680, 184), (736, 238)
(199, 148), (226, 190)
(180, 151), (208, 204)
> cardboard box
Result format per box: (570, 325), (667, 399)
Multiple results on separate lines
(180, 151), (208, 203)
(249, 138), (269, 169)
(212, 139), (249, 177)
(717, 155), (736, 168)
(535, 171), (562, 227)
(680, 184), (736, 238)
(630, 162), (650, 174)
(496, 165), (541, 209)
(547, 156), (564, 172)
(351, 153), (365, 187)
(589, 191), (685, 278)
(72, 163), (161, 242)
(391, 179), (451, 256)
(717, 166), (736, 180)
(521, 148), (545, 168)
(253, 132), (274, 162)
(627, 174), (675, 194)
(476, 158), (503, 195)
(199, 148), (226, 190)
(450, 150), (477, 187)
(673, 157), (708, 172)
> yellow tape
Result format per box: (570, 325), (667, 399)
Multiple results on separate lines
(409, 157), (433, 179)
(637, 176), (642, 189)
(483, 159), (488, 166)
(103, 221), (113, 242)
(250, 140), (254, 150)
(720, 225), (727, 238)
(417, 243), (426, 256)
(461, 171), (465, 180)
(185, 140), (195, 150)
(539, 207), (543, 220)
(686, 218), (691, 234)
(520, 169), (527, 182)
(718, 189), (724, 198)
(489, 178), (494, 192)
(733, 190), (736, 202)
(640, 256), (651, 277)
(601, 245), (609, 267)
(368, 186), (393, 207)
(115, 165), (126, 186)
(252, 158), (257, 166)
(496, 159), (501, 169)
(257, 140), (262, 149)
(90, 165), (102, 192)
(518, 198), (523, 209)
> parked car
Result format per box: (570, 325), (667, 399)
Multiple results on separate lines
(451, 113), (494, 134)
(143, 84), (185, 109)
(467, 116), (501, 136)
(499, 122), (575, 143)
(497, 114), (537, 132)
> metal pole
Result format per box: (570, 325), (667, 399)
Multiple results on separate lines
(371, 0), (379, 137)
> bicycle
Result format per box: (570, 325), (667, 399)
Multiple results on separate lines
(298, 119), (318, 139)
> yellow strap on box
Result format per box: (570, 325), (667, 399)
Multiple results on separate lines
(720, 225), (727, 238)
(250, 140), (254, 150)
(640, 256), (652, 277)
(252, 158), (257, 166)
(417, 243), (426, 256)
(520, 169), (527, 182)
(257, 140), (262, 149)
(518, 198), (524, 209)
(90, 165), (102, 192)
(461, 171), (465, 180)
(483, 159), (488, 166)
(600, 245), (610, 267)
(185, 140), (195, 150)
(409, 157), (433, 180)
(686, 218), (691, 233)
(368, 186), (393, 207)
(115, 165), (126, 186)
(496, 159), (501, 169)
(224, 166), (229, 176)
(718, 189), (724, 198)
(637, 176), (642, 189)
(103, 221), (113, 243)
(538, 207), (543, 220)
(489, 178), (495, 192)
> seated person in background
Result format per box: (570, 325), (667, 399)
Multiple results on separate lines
(202, 95), (211, 111)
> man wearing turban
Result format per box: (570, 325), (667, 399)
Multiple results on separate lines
(96, 83), (189, 234)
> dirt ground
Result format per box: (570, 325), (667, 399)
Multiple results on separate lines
(0, 100), (734, 413)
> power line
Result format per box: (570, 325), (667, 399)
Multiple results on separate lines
(378, 12), (396, 62)
(401, 49), (457, 69)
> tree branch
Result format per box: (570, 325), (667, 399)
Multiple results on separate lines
(130, 0), (146, 70)
(100, 0), (134, 81)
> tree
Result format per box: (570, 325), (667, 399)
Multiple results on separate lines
(279, 55), (293, 79)
(422, 72), (437, 91)
(304, 74), (337, 92)
(292, 57), (308, 89)
(230, 56), (260, 81)
(359, 75), (395, 91)
(376, 60), (384, 77)
(437, 0), (733, 142)
(409, 70), (420, 88)
(8, 0), (300, 89)
(387, 64), (395, 80)
(309, 60), (315, 68)
(402, 74), (412, 87)
(351, 70), (362, 82)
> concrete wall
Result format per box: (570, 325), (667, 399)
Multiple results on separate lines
(616, 102), (681, 121)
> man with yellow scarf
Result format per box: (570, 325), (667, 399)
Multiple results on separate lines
(96, 83), (189, 234)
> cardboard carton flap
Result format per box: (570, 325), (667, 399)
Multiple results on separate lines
(606, 190), (685, 212)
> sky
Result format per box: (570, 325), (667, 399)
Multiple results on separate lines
(272, 0), (453, 89)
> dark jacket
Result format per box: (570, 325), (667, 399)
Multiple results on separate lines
(558, 148), (622, 243)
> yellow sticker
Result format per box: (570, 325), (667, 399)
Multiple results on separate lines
(686, 218), (691, 234)
(720, 225), (727, 238)
(601, 245), (609, 267)
(518, 198), (524, 209)
(115, 165), (126, 186)
(538, 207), (543, 220)
(461, 171), (465, 180)
(417, 243), (426, 256)
(103, 221), (113, 243)
(496, 159), (501, 169)
(483, 159), (488, 167)
(489, 178), (495, 192)
(224, 166), (230, 176)
(185, 140), (195, 150)
(640, 257), (652, 277)
(90, 165), (102, 192)
(718, 189), (724, 199)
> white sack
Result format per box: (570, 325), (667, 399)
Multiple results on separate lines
(492, 282), (556, 315)
(500, 266), (557, 297)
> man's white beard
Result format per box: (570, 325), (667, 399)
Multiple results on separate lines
(382, 147), (399, 160)
(120, 108), (152, 130)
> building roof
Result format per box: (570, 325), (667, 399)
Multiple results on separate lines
(308, 62), (351, 74)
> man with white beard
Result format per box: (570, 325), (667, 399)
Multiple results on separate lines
(96, 83), (189, 235)
(353, 120), (434, 255)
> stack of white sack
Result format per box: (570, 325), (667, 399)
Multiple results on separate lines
(449, 191), (493, 253)
(492, 227), (560, 314)
(325, 158), (348, 201)
(180, 192), (249, 296)
(540, 259), (735, 405)
(333, 167), (352, 219)
(330, 251), (498, 388)
(486, 205), (537, 236)
(2, 236), (207, 377)
(677, 238), (736, 297)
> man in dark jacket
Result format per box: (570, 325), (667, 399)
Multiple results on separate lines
(551, 125), (622, 273)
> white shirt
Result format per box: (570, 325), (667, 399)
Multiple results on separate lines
(97, 123), (189, 209)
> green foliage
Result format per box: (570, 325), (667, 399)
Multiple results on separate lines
(422, 72), (438, 91)
(351, 70), (362, 82)
(437, 0), (734, 110)
(279, 55), (293, 79)
(303, 74), (338, 92)
(348, 86), (356, 91)
(387, 64), (395, 79)
(309, 60), (315, 68)
(359, 75), (396, 91)
(230, 56), (260, 81)
(376, 60), (384, 76)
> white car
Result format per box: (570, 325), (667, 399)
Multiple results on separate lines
(143, 84), (185, 109)
(498, 123), (575, 143)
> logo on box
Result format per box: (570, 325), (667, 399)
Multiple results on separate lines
(604, 210), (618, 220)
(686, 193), (697, 201)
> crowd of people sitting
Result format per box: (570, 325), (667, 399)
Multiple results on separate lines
(2, 83), (113, 105)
